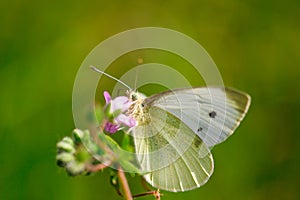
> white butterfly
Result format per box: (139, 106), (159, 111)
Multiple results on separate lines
(128, 87), (251, 192)
(90, 66), (251, 192)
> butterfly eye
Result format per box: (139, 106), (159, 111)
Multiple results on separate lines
(131, 94), (137, 101)
(141, 103), (145, 107)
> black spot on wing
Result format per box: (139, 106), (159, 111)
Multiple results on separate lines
(209, 111), (217, 118)
(197, 127), (203, 132)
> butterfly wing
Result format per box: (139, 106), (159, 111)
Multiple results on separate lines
(132, 87), (250, 191)
(132, 106), (213, 192)
(143, 87), (251, 147)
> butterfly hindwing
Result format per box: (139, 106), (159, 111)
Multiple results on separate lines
(132, 106), (213, 192)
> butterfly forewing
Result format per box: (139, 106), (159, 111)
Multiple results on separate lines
(144, 87), (251, 147)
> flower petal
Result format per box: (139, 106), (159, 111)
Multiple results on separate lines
(104, 122), (119, 134)
(111, 96), (131, 112)
(103, 91), (111, 104)
(115, 114), (137, 127)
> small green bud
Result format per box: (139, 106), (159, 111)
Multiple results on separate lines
(62, 137), (74, 145)
(66, 162), (86, 176)
(110, 174), (119, 187)
(56, 152), (75, 167)
(72, 129), (84, 144)
(110, 169), (119, 189)
(57, 137), (75, 153)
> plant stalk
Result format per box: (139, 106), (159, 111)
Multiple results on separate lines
(117, 166), (132, 200)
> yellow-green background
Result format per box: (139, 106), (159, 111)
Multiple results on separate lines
(1, 0), (299, 199)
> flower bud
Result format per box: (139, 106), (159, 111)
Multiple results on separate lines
(66, 162), (86, 176)
(56, 152), (75, 167)
(56, 137), (75, 154)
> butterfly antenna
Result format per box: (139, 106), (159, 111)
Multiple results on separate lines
(90, 66), (132, 90)
(135, 58), (143, 92)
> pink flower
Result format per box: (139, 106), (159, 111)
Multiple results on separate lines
(104, 92), (131, 113)
(104, 122), (119, 133)
(115, 114), (136, 127)
(103, 91), (136, 134)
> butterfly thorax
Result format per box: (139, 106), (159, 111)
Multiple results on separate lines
(127, 91), (149, 125)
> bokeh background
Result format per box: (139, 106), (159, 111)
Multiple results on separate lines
(1, 0), (299, 199)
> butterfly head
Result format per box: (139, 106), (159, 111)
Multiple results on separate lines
(128, 90), (147, 101)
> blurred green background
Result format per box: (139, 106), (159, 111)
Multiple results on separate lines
(1, 0), (299, 199)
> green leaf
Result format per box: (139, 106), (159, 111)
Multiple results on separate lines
(121, 133), (134, 152)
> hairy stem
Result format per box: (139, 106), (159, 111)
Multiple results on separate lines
(118, 166), (132, 200)
(133, 189), (161, 200)
(85, 162), (111, 172)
